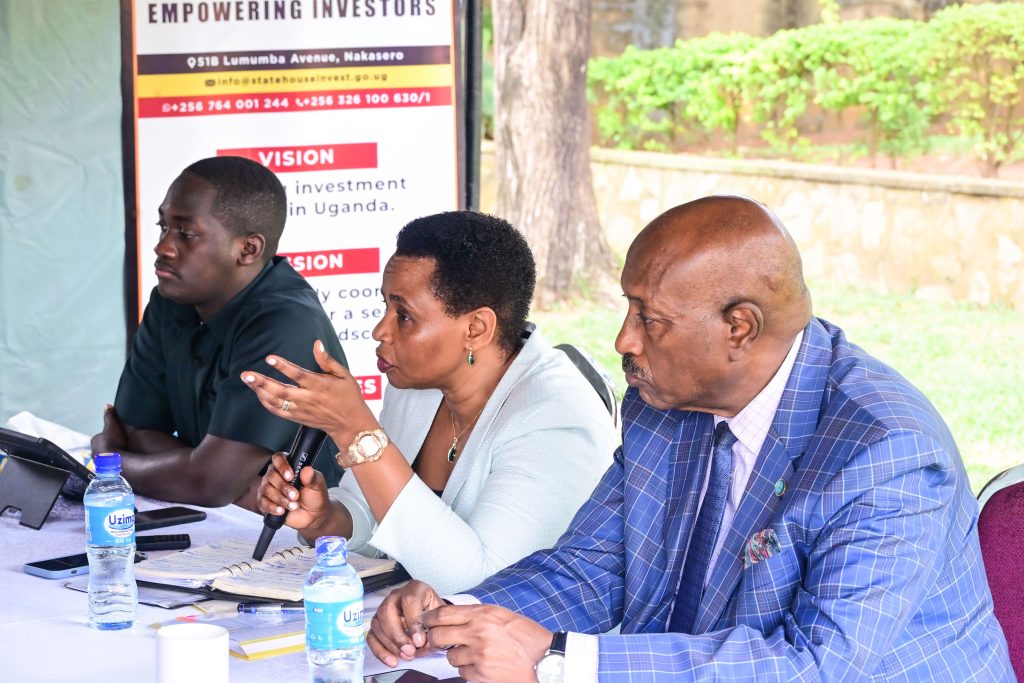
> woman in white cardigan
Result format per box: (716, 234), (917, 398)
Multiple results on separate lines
(242, 211), (618, 594)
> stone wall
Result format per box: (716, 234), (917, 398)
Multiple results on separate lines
(480, 145), (1024, 310)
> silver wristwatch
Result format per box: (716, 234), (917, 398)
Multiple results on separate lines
(535, 632), (568, 683)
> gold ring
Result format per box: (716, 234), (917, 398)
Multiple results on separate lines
(281, 399), (291, 412)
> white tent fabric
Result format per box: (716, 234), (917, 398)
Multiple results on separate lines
(0, 0), (126, 435)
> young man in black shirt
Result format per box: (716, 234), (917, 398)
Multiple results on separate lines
(91, 156), (346, 510)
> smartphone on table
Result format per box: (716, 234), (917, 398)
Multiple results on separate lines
(365, 672), (466, 683)
(23, 551), (147, 580)
(135, 506), (206, 531)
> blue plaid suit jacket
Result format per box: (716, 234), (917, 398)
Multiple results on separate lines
(470, 318), (1012, 681)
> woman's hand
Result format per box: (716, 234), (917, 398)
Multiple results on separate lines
(241, 340), (378, 444)
(257, 452), (333, 534)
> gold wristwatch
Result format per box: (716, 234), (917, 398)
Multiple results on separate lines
(339, 428), (389, 468)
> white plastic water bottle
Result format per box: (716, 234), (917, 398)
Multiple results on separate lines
(305, 536), (364, 683)
(84, 452), (138, 630)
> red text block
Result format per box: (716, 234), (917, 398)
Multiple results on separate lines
(356, 375), (382, 400)
(218, 143), (377, 172)
(281, 248), (380, 277)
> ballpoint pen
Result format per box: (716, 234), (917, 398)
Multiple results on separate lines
(236, 602), (305, 615)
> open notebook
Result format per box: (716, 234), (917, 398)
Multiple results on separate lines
(135, 538), (398, 602)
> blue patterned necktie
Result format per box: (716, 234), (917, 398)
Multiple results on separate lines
(668, 421), (737, 633)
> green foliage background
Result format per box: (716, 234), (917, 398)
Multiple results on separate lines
(588, 3), (1024, 174)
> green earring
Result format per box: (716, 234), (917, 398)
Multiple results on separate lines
(467, 348), (475, 366)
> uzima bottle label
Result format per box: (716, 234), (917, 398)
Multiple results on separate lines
(87, 507), (135, 545)
(305, 599), (364, 650)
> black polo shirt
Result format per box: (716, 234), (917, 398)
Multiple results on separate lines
(114, 256), (346, 485)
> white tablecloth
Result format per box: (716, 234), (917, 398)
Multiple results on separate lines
(0, 496), (458, 682)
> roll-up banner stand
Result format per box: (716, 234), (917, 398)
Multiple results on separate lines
(120, 0), (476, 412)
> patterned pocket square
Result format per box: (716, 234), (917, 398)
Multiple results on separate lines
(743, 528), (782, 568)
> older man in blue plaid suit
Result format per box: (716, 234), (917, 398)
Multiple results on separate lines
(367, 196), (1012, 681)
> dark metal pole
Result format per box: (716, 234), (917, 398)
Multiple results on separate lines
(464, 0), (483, 210)
(119, 0), (140, 345)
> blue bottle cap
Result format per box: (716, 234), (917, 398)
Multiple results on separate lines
(94, 452), (122, 474)
(314, 536), (348, 562)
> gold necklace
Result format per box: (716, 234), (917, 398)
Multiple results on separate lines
(447, 402), (484, 463)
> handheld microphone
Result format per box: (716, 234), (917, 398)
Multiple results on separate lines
(252, 425), (328, 561)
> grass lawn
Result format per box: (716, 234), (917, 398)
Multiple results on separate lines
(533, 278), (1024, 494)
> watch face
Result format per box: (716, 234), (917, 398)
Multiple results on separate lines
(356, 433), (380, 457)
(535, 653), (564, 683)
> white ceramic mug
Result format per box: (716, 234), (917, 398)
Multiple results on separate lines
(155, 622), (229, 683)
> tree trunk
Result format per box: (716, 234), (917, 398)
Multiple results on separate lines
(493, 0), (613, 301)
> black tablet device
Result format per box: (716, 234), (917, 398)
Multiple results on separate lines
(0, 427), (95, 497)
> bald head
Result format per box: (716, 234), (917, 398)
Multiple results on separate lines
(616, 195), (813, 415)
(631, 195), (811, 343)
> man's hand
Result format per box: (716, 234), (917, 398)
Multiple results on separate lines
(421, 604), (551, 683)
(367, 581), (448, 668)
(90, 404), (128, 454)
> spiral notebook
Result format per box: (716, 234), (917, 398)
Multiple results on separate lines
(134, 538), (399, 602)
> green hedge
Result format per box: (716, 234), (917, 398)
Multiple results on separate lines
(588, 33), (759, 151)
(924, 3), (1024, 176)
(588, 3), (1024, 175)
